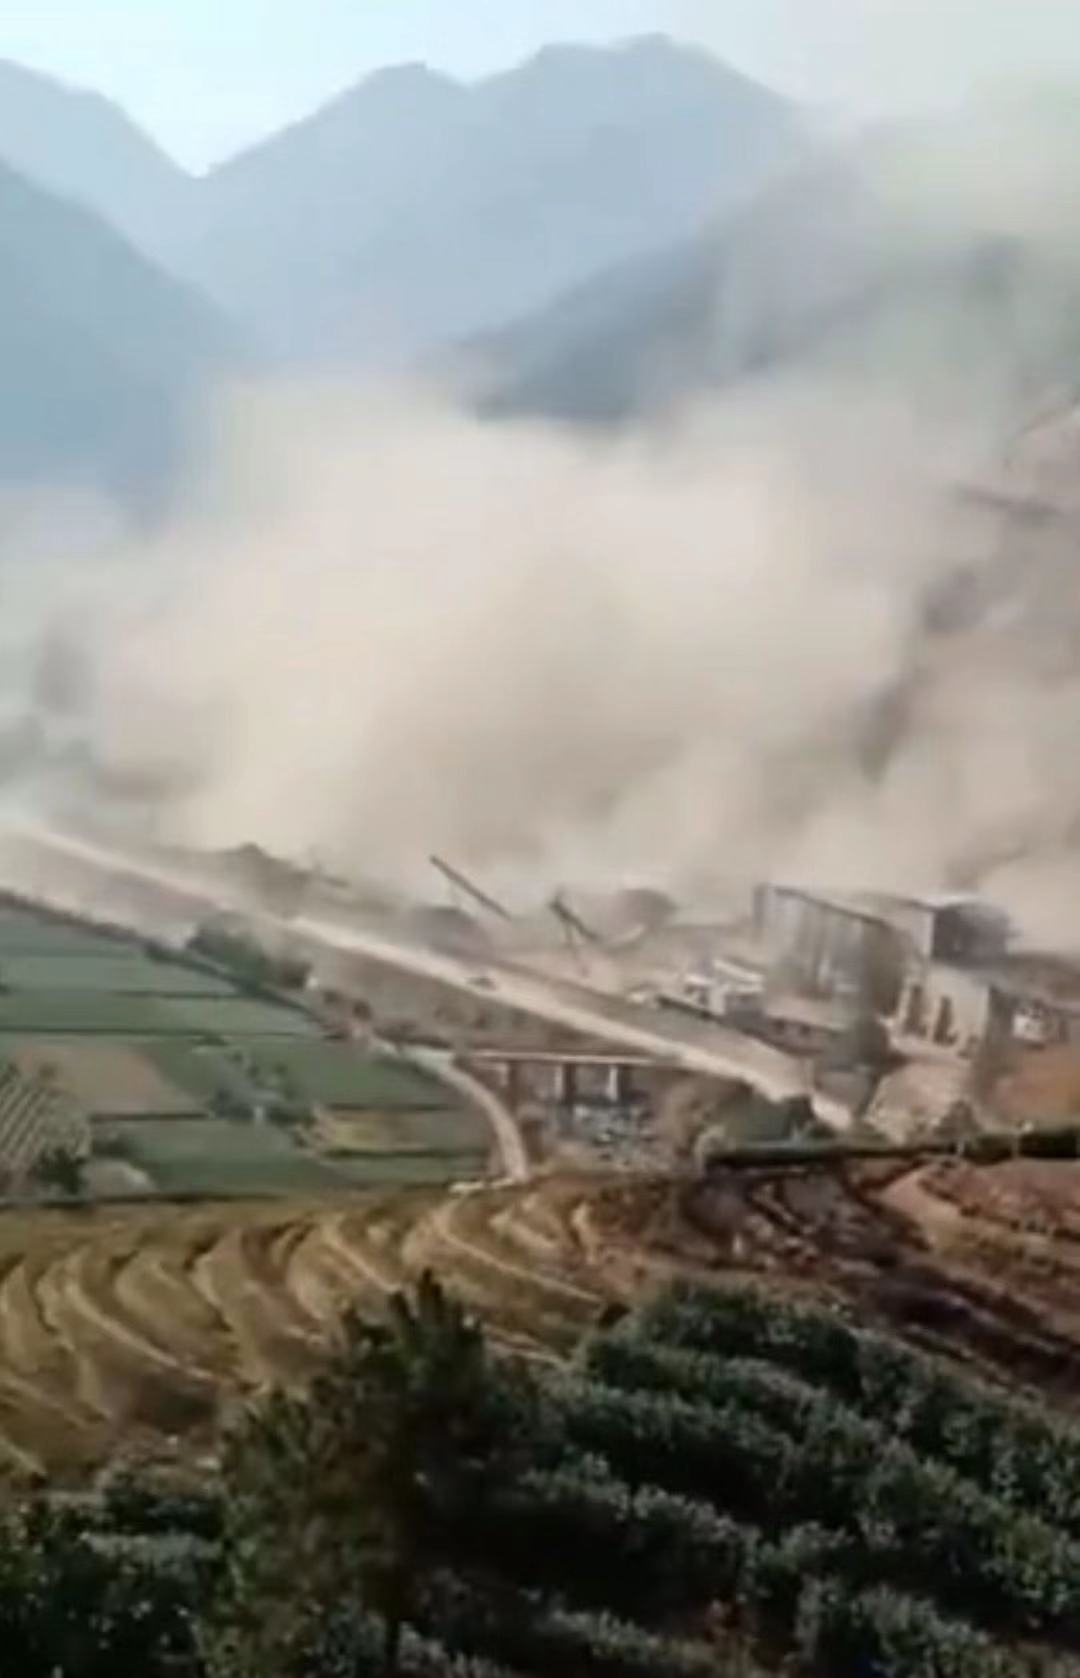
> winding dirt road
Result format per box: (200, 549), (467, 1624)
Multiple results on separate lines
(405, 1047), (529, 1182)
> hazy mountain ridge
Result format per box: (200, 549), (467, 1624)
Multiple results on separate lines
(0, 34), (807, 497)
(170, 36), (805, 363)
(0, 155), (242, 499)
(0, 58), (192, 262)
(470, 112), (1080, 428)
(6, 38), (1080, 512)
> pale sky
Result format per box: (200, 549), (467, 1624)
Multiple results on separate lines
(4, 0), (1080, 169)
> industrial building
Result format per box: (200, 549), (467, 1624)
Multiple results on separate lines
(752, 885), (906, 1002)
(753, 885), (1008, 995)
(753, 880), (1080, 1065)
(897, 952), (1080, 1058)
(894, 963), (1005, 1057)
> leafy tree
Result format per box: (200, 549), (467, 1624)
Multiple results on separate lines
(33, 1146), (85, 1199)
(213, 1272), (539, 1678)
(208, 1088), (249, 1122)
(189, 928), (310, 996)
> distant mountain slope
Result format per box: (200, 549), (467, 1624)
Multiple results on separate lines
(463, 233), (721, 423)
(0, 59), (192, 262)
(179, 36), (803, 362)
(469, 114), (1080, 427)
(0, 158), (241, 499)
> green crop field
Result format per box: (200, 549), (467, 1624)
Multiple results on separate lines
(321, 1108), (487, 1154)
(0, 904), (492, 1198)
(141, 1041), (253, 1106)
(0, 953), (235, 996)
(104, 1118), (350, 1196)
(151, 998), (318, 1038)
(0, 992), (314, 1039)
(102, 1117), (485, 1194)
(142, 1045), (480, 1144)
(0, 992), (167, 1034)
(0, 912), (127, 957)
(238, 1040), (452, 1107)
(331, 1151), (490, 1186)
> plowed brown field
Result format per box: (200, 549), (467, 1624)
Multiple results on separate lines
(7, 1156), (1080, 1478)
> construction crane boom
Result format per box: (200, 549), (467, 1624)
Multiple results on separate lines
(549, 892), (602, 947)
(430, 856), (513, 922)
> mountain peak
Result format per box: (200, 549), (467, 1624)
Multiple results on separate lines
(358, 61), (461, 99)
(522, 34), (685, 65)
(619, 32), (700, 58)
(512, 36), (687, 77)
(615, 32), (791, 96)
(189, 32), (800, 364)
(366, 60), (450, 83)
(0, 54), (189, 262)
(493, 34), (792, 118)
(0, 56), (177, 156)
(0, 55), (89, 97)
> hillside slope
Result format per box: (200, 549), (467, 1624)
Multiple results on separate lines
(470, 108), (1080, 427)
(0, 58), (192, 263)
(0, 158), (241, 499)
(179, 36), (803, 362)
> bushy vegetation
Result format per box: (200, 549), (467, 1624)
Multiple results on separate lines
(635, 1282), (1080, 1530)
(187, 928), (310, 996)
(0, 1500), (211, 1677)
(8, 1274), (1080, 1675)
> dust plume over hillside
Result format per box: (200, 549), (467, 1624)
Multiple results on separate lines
(0, 376), (1057, 936)
(9, 94), (1080, 942)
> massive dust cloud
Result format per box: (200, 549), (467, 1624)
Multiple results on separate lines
(0, 379), (1068, 938)
(8, 95), (1080, 942)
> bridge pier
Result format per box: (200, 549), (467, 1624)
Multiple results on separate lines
(555, 1062), (579, 1107)
(462, 1050), (664, 1114)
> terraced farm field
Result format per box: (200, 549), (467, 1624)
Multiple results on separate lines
(3, 1155), (1080, 1478)
(0, 900), (489, 1195)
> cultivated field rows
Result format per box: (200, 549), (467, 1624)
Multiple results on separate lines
(4, 1158), (1080, 1476)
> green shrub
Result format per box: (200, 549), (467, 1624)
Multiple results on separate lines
(795, 1580), (1033, 1678)
(468, 1460), (755, 1620)
(422, 1574), (730, 1678)
(556, 1377), (793, 1520)
(558, 1367), (1080, 1638)
(638, 1283), (1080, 1534)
